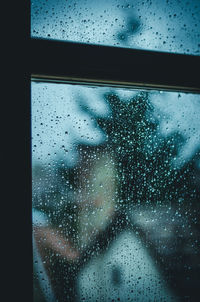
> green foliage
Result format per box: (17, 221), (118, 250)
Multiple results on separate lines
(97, 91), (199, 208)
(33, 91), (200, 230)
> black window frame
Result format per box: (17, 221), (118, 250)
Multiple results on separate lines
(31, 37), (200, 93)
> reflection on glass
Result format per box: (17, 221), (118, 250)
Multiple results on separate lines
(31, 0), (200, 55)
(32, 82), (200, 302)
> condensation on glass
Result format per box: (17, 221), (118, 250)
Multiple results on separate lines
(31, 0), (200, 55)
(32, 81), (200, 302)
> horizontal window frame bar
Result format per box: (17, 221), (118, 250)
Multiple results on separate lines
(31, 74), (199, 94)
(30, 38), (200, 93)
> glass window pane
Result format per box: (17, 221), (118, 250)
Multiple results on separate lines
(31, 0), (200, 55)
(32, 82), (200, 302)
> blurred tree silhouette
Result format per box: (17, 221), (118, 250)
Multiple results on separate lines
(97, 91), (199, 210)
(33, 90), (200, 302)
(33, 91), (200, 230)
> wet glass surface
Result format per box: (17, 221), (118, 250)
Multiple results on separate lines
(32, 82), (200, 301)
(31, 0), (200, 55)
